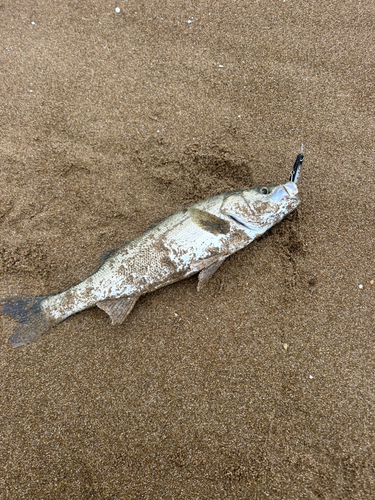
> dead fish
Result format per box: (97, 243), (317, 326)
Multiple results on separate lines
(2, 152), (303, 348)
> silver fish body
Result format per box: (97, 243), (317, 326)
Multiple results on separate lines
(2, 168), (301, 347)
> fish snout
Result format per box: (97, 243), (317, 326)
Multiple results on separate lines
(270, 183), (299, 204)
(282, 181), (299, 198)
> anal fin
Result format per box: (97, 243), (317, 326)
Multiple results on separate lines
(197, 256), (227, 292)
(96, 295), (139, 325)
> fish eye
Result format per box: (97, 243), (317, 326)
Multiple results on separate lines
(260, 186), (269, 195)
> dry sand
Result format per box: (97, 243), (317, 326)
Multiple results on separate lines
(0, 1), (374, 498)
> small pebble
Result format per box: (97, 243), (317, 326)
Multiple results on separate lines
(370, 280), (374, 285)
(115, 7), (120, 13)
(359, 284), (363, 289)
(31, 21), (35, 25)
(187, 20), (192, 24)
(309, 375), (313, 379)
(283, 343), (288, 350)
(218, 64), (224, 68)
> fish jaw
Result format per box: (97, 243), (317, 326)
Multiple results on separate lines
(282, 181), (299, 198)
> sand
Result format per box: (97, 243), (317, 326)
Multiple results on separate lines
(0, 1), (374, 498)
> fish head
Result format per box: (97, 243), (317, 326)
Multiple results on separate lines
(221, 181), (300, 235)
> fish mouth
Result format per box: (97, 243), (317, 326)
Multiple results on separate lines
(283, 190), (301, 206)
(283, 184), (294, 197)
(282, 181), (299, 198)
(269, 184), (299, 204)
(290, 195), (301, 206)
(284, 190), (301, 204)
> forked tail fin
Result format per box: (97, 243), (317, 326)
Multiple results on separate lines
(1, 295), (57, 348)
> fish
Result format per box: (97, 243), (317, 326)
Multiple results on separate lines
(1, 152), (303, 348)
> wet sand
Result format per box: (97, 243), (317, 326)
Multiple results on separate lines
(0, 1), (374, 498)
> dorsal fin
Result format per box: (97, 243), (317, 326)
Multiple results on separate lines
(99, 241), (131, 266)
(99, 247), (119, 265)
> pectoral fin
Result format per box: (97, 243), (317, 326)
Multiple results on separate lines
(189, 208), (230, 235)
(197, 257), (227, 291)
(96, 295), (139, 325)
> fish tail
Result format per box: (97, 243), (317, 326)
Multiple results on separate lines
(1, 295), (57, 348)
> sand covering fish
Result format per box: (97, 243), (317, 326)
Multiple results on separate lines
(1, 153), (303, 348)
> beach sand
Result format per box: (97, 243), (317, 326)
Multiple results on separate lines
(0, 1), (374, 498)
